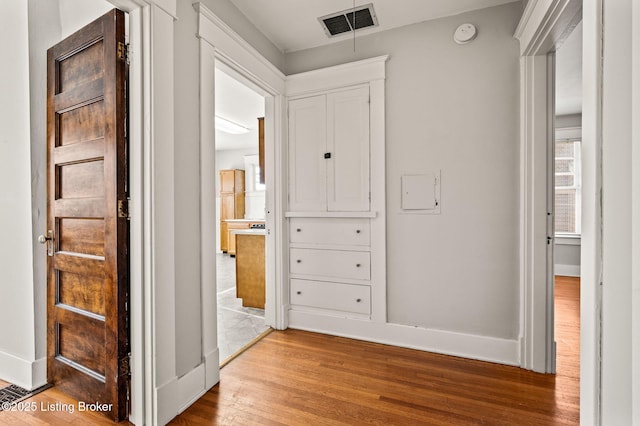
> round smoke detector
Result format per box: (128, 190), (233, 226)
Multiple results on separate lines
(454, 23), (478, 45)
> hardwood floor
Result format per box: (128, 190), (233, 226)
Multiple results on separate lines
(0, 385), (132, 425)
(0, 277), (579, 425)
(172, 277), (580, 425)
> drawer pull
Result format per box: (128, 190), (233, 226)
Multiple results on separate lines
(297, 259), (302, 263)
(356, 298), (362, 303)
(296, 291), (302, 295)
(356, 263), (361, 268)
(296, 228), (302, 232)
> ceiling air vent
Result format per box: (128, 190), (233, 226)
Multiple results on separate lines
(319, 3), (378, 38)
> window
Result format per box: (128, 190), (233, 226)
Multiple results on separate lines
(555, 138), (581, 235)
(254, 164), (265, 191)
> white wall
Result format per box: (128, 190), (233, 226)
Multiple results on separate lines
(27, 0), (62, 372)
(600, 0), (633, 422)
(0, 0), (38, 389)
(286, 2), (522, 340)
(58, 0), (112, 39)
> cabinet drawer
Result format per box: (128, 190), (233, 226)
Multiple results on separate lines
(290, 279), (370, 315)
(290, 248), (370, 280)
(290, 218), (370, 246)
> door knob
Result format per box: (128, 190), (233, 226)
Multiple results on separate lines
(38, 230), (54, 256)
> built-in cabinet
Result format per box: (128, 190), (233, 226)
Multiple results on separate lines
(289, 218), (372, 317)
(220, 169), (245, 253)
(288, 86), (370, 212)
(287, 83), (378, 322)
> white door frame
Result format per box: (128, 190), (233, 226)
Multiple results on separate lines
(515, 0), (603, 424)
(107, 0), (176, 424)
(514, 0), (582, 375)
(194, 0), (287, 370)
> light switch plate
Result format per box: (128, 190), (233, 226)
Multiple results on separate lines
(401, 171), (441, 214)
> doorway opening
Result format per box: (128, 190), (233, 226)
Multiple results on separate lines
(552, 18), (582, 392)
(214, 66), (270, 363)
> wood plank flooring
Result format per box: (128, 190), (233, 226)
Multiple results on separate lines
(0, 277), (579, 425)
(172, 277), (580, 425)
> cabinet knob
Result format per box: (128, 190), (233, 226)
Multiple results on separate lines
(356, 263), (361, 268)
(356, 229), (361, 234)
(297, 291), (302, 295)
(356, 298), (362, 303)
(296, 228), (302, 232)
(297, 259), (302, 263)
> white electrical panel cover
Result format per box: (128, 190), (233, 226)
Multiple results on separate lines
(401, 171), (440, 213)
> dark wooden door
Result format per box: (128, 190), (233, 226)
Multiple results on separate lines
(46, 9), (128, 421)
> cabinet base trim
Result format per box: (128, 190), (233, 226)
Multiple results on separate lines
(285, 211), (377, 218)
(288, 311), (520, 367)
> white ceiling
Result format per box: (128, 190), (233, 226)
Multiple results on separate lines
(215, 68), (265, 151)
(229, 0), (520, 53)
(555, 21), (582, 116)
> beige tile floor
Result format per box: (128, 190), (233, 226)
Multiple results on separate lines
(216, 254), (269, 363)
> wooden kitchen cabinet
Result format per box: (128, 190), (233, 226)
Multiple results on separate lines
(225, 220), (265, 256)
(235, 231), (265, 308)
(219, 169), (245, 252)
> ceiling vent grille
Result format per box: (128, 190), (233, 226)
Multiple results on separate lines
(319, 3), (378, 37)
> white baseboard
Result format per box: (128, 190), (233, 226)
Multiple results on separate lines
(0, 351), (46, 390)
(177, 364), (206, 414)
(156, 356), (220, 425)
(204, 349), (220, 390)
(155, 377), (178, 426)
(288, 311), (520, 366)
(555, 264), (580, 277)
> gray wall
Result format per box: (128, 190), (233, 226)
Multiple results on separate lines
(286, 2), (523, 339)
(556, 113), (581, 128)
(173, 0), (203, 377)
(200, 0), (284, 72)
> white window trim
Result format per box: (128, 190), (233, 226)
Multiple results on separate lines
(554, 131), (582, 236)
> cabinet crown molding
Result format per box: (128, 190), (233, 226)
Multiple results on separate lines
(285, 55), (389, 97)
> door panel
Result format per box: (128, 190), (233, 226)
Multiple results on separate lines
(288, 95), (327, 211)
(326, 86), (370, 212)
(46, 9), (128, 421)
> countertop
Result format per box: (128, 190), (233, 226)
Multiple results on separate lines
(232, 229), (266, 236)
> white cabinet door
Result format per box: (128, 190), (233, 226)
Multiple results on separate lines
(327, 86), (370, 211)
(288, 95), (327, 211)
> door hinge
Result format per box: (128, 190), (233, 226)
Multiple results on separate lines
(117, 41), (126, 61)
(119, 354), (131, 377)
(117, 42), (130, 64)
(118, 198), (131, 219)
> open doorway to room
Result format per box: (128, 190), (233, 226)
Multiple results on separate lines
(553, 19), (582, 389)
(214, 66), (270, 363)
